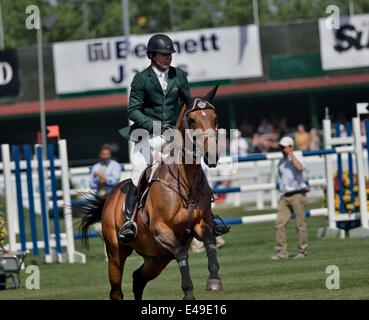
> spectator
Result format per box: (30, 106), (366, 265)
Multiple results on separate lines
(250, 132), (268, 153)
(309, 128), (320, 150)
(240, 118), (254, 138)
(257, 118), (273, 136)
(295, 124), (310, 151)
(230, 129), (249, 156)
(270, 115), (281, 134)
(271, 137), (309, 260)
(265, 131), (280, 152)
(279, 117), (288, 137)
(90, 144), (122, 197)
(336, 112), (348, 137)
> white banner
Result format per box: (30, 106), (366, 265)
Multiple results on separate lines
(319, 14), (369, 70)
(52, 25), (263, 95)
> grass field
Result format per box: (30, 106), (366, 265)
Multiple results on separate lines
(1, 203), (369, 300)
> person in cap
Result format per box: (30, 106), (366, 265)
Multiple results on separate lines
(118, 34), (229, 242)
(271, 136), (309, 260)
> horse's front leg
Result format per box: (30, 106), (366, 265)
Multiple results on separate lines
(195, 221), (223, 291)
(174, 244), (195, 300)
(153, 224), (195, 300)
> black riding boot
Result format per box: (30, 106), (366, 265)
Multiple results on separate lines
(118, 181), (139, 242)
(212, 213), (231, 237)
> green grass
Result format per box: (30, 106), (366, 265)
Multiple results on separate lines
(1, 204), (369, 300)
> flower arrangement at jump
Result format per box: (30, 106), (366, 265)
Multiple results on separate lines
(322, 170), (369, 230)
(333, 171), (358, 213)
(332, 170), (369, 213)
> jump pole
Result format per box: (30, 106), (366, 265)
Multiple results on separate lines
(349, 117), (369, 237)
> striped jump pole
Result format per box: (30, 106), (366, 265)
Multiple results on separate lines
(323, 117), (369, 237)
(24, 145), (39, 256)
(1, 144), (17, 252)
(216, 208), (328, 225)
(48, 144), (63, 262)
(345, 122), (355, 205)
(234, 147), (354, 163)
(351, 117), (369, 235)
(12, 146), (27, 253)
(36, 144), (52, 262)
(335, 122), (346, 214)
(0, 140), (86, 262)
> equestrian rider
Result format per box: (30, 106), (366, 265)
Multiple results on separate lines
(118, 34), (229, 242)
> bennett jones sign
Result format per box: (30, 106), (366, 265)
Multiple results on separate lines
(0, 49), (20, 97)
(319, 14), (369, 70)
(52, 25), (263, 95)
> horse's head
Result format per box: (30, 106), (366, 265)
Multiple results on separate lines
(178, 85), (219, 168)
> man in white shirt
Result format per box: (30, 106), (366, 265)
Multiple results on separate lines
(90, 144), (122, 197)
(271, 136), (309, 260)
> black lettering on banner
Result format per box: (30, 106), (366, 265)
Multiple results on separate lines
(87, 42), (111, 61)
(111, 65), (124, 84)
(184, 39), (197, 53)
(0, 49), (20, 97)
(116, 40), (128, 59)
(334, 24), (369, 52)
(134, 44), (147, 57)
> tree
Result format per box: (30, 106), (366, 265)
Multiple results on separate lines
(1, 0), (368, 48)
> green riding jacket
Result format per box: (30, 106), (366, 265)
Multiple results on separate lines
(119, 65), (190, 141)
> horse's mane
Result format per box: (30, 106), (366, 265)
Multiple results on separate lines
(175, 103), (188, 131)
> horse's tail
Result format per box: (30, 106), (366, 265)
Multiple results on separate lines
(78, 192), (106, 247)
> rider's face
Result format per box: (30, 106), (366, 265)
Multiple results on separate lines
(153, 53), (172, 70)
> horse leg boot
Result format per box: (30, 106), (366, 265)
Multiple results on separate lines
(174, 245), (195, 300)
(202, 227), (223, 291)
(211, 213), (231, 237)
(118, 180), (138, 242)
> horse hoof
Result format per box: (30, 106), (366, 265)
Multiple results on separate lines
(183, 295), (196, 300)
(206, 279), (223, 291)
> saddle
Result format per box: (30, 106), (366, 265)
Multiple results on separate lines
(121, 162), (161, 224)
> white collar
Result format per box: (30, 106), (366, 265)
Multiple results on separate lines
(152, 65), (169, 78)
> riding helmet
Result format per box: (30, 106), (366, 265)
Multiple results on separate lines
(147, 34), (176, 55)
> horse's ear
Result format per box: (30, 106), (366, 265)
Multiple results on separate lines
(204, 84), (219, 103)
(179, 87), (192, 107)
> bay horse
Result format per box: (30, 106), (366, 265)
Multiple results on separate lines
(79, 85), (222, 300)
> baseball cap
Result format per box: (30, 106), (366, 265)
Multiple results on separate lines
(279, 136), (294, 148)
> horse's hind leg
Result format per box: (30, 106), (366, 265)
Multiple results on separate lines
(132, 257), (170, 300)
(106, 241), (133, 300)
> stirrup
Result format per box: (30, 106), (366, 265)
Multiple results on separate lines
(213, 214), (231, 237)
(118, 221), (137, 242)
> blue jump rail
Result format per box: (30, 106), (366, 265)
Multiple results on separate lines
(215, 210), (318, 226)
(235, 149), (337, 163)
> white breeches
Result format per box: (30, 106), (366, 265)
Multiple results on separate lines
(130, 135), (166, 186)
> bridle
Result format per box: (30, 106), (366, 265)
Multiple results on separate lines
(182, 98), (218, 159)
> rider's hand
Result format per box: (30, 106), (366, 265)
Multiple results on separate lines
(161, 123), (174, 134)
